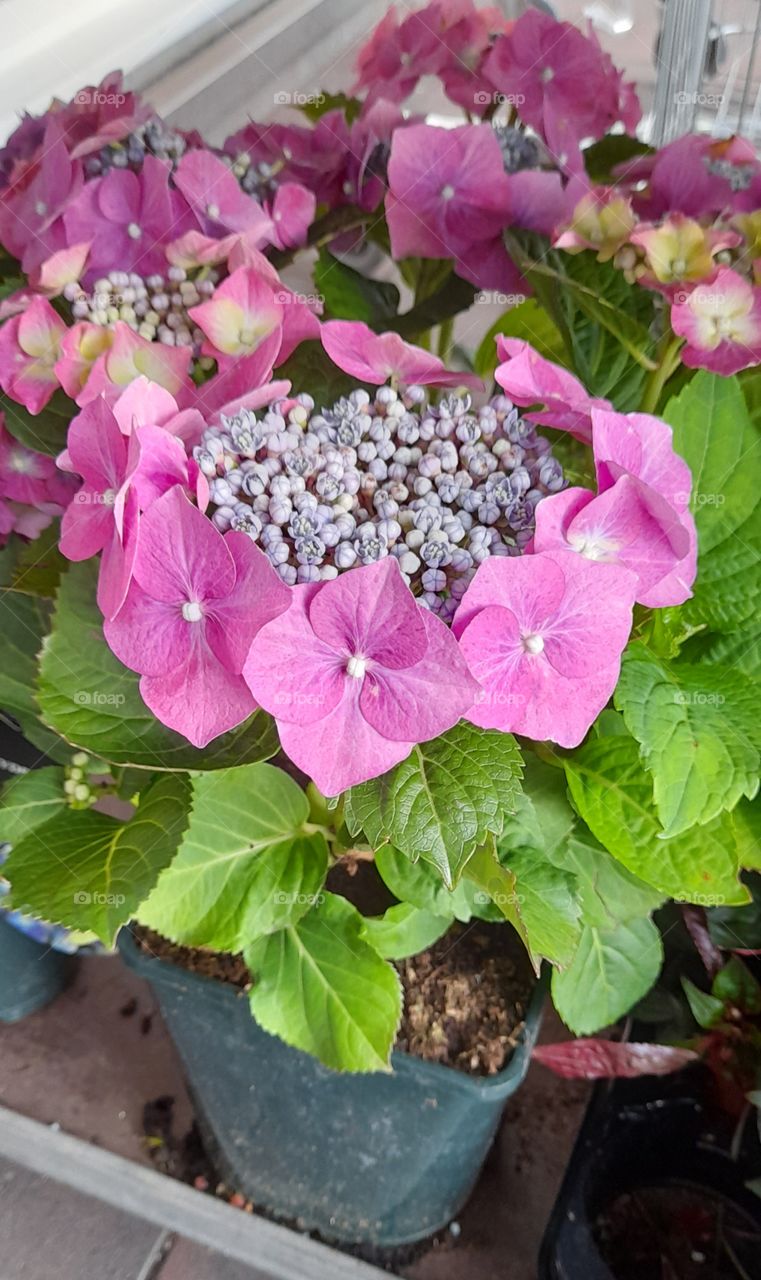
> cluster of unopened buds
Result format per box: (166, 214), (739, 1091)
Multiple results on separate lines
(63, 268), (218, 354)
(195, 386), (565, 619)
(82, 118), (189, 178)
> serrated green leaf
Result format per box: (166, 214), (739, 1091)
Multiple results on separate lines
(582, 134), (654, 184)
(0, 767), (66, 844)
(245, 892), (402, 1073)
(3, 773), (190, 943)
(497, 845), (581, 967)
(139, 764), (328, 951)
(36, 560), (278, 770)
(473, 298), (566, 381)
(464, 839), (534, 963)
(665, 371), (761, 633)
(345, 723), (523, 888)
(713, 956), (761, 1013)
(5, 522), (67, 598)
(548, 834), (665, 930)
(374, 844), (478, 921)
(499, 755), (576, 860)
(564, 734), (749, 905)
(362, 902), (452, 960)
(551, 917), (663, 1034)
(695, 624), (761, 679)
(314, 248), (400, 327)
(615, 644), (760, 836)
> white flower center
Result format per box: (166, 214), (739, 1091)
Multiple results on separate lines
(34, 200), (48, 217)
(346, 654), (368, 679)
(9, 449), (33, 474)
(567, 529), (619, 561)
(182, 601), (204, 623)
(101, 487), (117, 506)
(127, 222), (142, 239)
(671, 257), (687, 276)
(541, 66), (555, 83)
(441, 184), (456, 201)
(206, 203), (220, 219)
(521, 633), (545, 656)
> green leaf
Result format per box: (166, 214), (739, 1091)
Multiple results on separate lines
(3, 773), (191, 943)
(374, 844), (479, 921)
(473, 298), (566, 381)
(5, 523), (67, 598)
(0, 767), (66, 844)
(297, 91), (362, 123)
(499, 755), (576, 860)
(498, 845), (581, 967)
(615, 644), (760, 836)
(665, 372), (761, 633)
(314, 248), (400, 327)
(139, 763), (329, 951)
(0, 588), (65, 758)
(390, 271), (477, 342)
(582, 134), (654, 184)
(549, 834), (665, 930)
(345, 723), (523, 888)
(712, 956), (761, 1014)
(464, 839), (534, 962)
(276, 339), (356, 404)
(0, 390), (74, 456)
(732, 799), (761, 871)
(551, 917), (663, 1034)
(245, 892), (402, 1073)
(708, 875), (761, 951)
(362, 903), (452, 960)
(681, 977), (726, 1028)
(694, 624), (761, 680)
(564, 734), (749, 905)
(36, 561), (279, 770)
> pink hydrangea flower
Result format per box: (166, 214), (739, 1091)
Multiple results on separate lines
(352, 4), (449, 104)
(54, 322), (114, 400)
(73, 322), (194, 407)
(484, 10), (639, 173)
(494, 339), (611, 444)
(532, 478), (691, 604)
(63, 155), (188, 281)
(321, 320), (483, 390)
(268, 182), (316, 250)
(172, 149), (274, 241)
(0, 296), (67, 413)
(591, 407), (697, 608)
(0, 418), (74, 509)
(0, 119), (83, 272)
(386, 123), (511, 262)
(630, 217), (740, 296)
(554, 190), (636, 263)
(58, 397), (194, 618)
(105, 486), (290, 748)
(624, 135), (761, 221)
(54, 73), (152, 158)
(670, 268), (761, 375)
(453, 549), (636, 747)
(243, 557), (478, 794)
(188, 265), (283, 371)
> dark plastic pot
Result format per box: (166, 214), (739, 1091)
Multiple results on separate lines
(539, 1067), (761, 1279)
(119, 928), (545, 1247)
(0, 913), (78, 1022)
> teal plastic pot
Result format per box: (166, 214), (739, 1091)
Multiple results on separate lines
(0, 913), (78, 1022)
(119, 928), (545, 1247)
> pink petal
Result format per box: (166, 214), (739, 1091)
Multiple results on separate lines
(277, 685), (413, 795)
(321, 320), (482, 390)
(204, 530), (290, 673)
(96, 487), (139, 621)
(591, 408), (692, 513)
(140, 640), (257, 749)
(243, 585), (347, 726)
(133, 486), (235, 605)
(307, 558), (427, 669)
(64, 396), (129, 490)
(104, 578), (191, 677)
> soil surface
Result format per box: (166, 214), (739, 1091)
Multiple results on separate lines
(134, 920), (535, 1077)
(594, 1183), (761, 1279)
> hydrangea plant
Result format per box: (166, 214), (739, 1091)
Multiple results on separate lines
(0, 4), (759, 1072)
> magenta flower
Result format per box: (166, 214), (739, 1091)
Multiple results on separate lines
(243, 558), (478, 795)
(532, 478), (691, 605)
(494, 339), (611, 444)
(453, 549), (636, 747)
(0, 296), (67, 413)
(591, 408), (697, 609)
(268, 182), (316, 250)
(485, 10), (640, 173)
(0, 418), (74, 510)
(188, 265), (283, 370)
(105, 486), (290, 748)
(386, 123), (511, 262)
(172, 149), (274, 241)
(74, 322), (194, 408)
(63, 155), (188, 281)
(0, 119), (83, 272)
(670, 268), (761, 376)
(352, 5), (449, 104)
(321, 320), (483, 390)
(626, 135), (761, 221)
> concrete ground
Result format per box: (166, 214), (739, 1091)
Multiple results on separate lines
(0, 954), (589, 1280)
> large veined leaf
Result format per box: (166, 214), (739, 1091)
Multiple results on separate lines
(0, 588), (65, 758)
(473, 297), (567, 380)
(564, 734), (749, 905)
(551, 917), (663, 1034)
(548, 834), (664, 930)
(1, 390), (73, 456)
(139, 764), (329, 951)
(665, 372), (761, 633)
(245, 892), (402, 1073)
(362, 903), (452, 960)
(497, 845), (581, 967)
(374, 844), (480, 921)
(694, 624), (761, 680)
(0, 767), (66, 844)
(615, 644), (760, 836)
(314, 248), (400, 327)
(500, 755), (577, 860)
(36, 561), (278, 770)
(345, 723), (523, 888)
(3, 773), (191, 943)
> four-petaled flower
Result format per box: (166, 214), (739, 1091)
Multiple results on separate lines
(0, 296), (67, 413)
(243, 557), (479, 794)
(670, 268), (761, 376)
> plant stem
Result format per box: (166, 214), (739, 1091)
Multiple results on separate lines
(437, 315), (454, 362)
(640, 332), (683, 415)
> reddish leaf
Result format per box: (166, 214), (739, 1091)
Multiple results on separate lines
(682, 905), (723, 979)
(533, 1039), (698, 1079)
